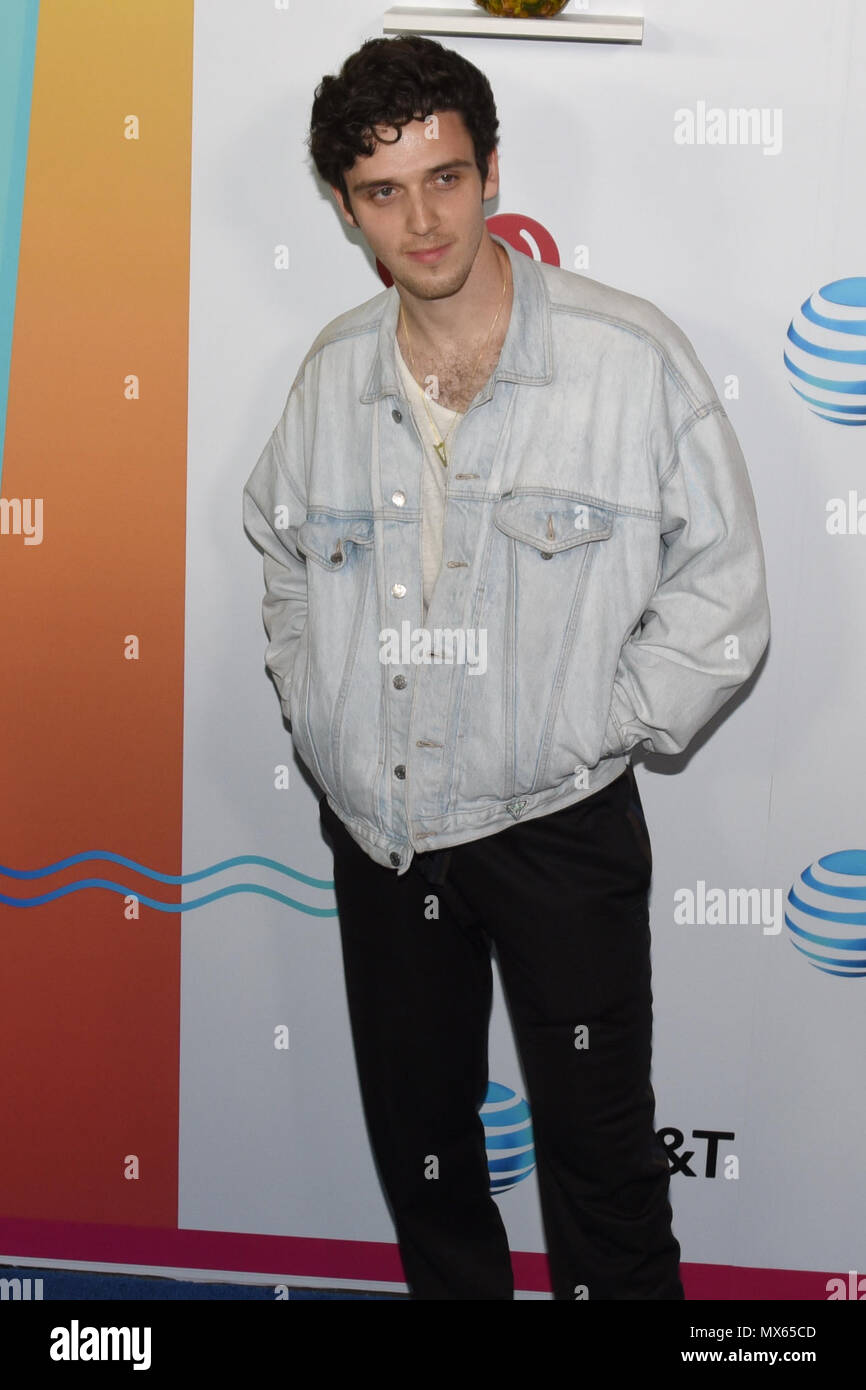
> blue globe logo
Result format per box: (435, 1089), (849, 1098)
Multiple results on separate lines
(786, 851), (866, 976)
(784, 276), (866, 424)
(482, 1081), (535, 1193)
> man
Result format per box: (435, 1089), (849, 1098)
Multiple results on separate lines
(242, 35), (770, 1300)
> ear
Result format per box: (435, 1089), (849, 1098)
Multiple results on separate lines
(481, 147), (500, 202)
(331, 184), (359, 228)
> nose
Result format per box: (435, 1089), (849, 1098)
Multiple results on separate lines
(404, 187), (439, 239)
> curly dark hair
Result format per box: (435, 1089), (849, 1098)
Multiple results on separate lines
(307, 36), (500, 217)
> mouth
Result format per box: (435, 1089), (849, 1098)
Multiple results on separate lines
(405, 242), (452, 264)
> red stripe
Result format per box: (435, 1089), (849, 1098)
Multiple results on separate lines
(0, 1218), (840, 1297)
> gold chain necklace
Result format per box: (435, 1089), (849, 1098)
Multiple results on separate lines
(399, 245), (509, 467)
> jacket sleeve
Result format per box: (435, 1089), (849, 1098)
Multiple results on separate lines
(605, 402), (770, 757)
(242, 383), (308, 723)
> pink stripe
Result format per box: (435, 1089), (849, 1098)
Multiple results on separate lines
(0, 1217), (405, 1283)
(0, 1217), (843, 1297)
(683, 1262), (836, 1300)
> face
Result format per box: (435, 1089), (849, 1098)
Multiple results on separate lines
(331, 109), (499, 301)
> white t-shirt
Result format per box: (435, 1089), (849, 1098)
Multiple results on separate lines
(394, 337), (464, 617)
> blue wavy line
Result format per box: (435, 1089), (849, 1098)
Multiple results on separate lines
(0, 850), (333, 890)
(0, 879), (337, 914)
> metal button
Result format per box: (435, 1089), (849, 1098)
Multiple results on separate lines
(539, 551), (553, 560)
(330, 551), (343, 563)
(391, 582), (407, 598)
(393, 674), (407, 689)
(394, 764), (406, 779)
(392, 408), (402, 423)
(392, 490), (406, 506)
(389, 852), (401, 867)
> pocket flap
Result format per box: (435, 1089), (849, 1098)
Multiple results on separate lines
(297, 513), (374, 569)
(493, 494), (614, 553)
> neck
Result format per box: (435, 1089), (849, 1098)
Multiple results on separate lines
(396, 233), (511, 353)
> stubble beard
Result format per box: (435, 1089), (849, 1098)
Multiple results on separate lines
(390, 228), (485, 304)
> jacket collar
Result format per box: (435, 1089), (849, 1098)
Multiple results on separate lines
(360, 232), (552, 404)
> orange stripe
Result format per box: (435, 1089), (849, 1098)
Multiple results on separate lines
(0, 0), (192, 1224)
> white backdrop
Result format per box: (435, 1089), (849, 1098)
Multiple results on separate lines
(181, 0), (866, 1295)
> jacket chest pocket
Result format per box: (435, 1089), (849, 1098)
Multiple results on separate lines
(296, 513), (374, 570)
(493, 493), (614, 624)
(493, 492), (614, 559)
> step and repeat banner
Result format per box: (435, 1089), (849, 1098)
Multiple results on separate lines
(1, 0), (864, 1299)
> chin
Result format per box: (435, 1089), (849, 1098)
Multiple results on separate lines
(401, 256), (473, 300)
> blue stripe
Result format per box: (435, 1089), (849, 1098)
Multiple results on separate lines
(485, 1129), (534, 1152)
(819, 849), (866, 875)
(787, 322), (866, 364)
(799, 409), (866, 425)
(800, 295), (866, 336)
(786, 385), (866, 416)
(490, 1175), (532, 1191)
(787, 888), (866, 927)
(788, 940), (866, 969)
(789, 941), (866, 977)
(821, 278), (866, 307)
(0, 0), (40, 491)
(785, 909), (866, 949)
(783, 351), (866, 395)
(485, 1081), (515, 1104)
(487, 1153), (535, 1175)
(801, 865), (866, 899)
(482, 1099), (530, 1127)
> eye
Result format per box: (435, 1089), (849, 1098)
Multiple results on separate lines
(369, 172), (459, 203)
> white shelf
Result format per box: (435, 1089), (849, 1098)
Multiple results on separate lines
(383, 6), (643, 44)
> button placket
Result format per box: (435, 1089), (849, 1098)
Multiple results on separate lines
(382, 394), (427, 868)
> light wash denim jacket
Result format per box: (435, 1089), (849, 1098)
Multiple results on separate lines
(243, 234), (770, 874)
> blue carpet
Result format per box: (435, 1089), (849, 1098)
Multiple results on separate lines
(0, 1265), (405, 1300)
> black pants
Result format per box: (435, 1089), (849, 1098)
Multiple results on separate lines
(318, 767), (683, 1301)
